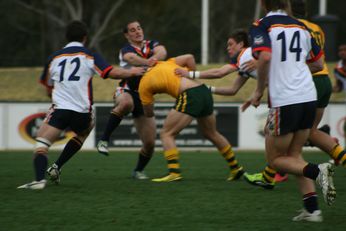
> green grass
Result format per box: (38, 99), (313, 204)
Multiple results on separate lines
(0, 150), (345, 231)
(1, 64), (345, 102)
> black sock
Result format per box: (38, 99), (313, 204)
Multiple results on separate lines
(33, 154), (48, 181)
(101, 113), (122, 141)
(303, 192), (319, 213)
(303, 163), (320, 180)
(55, 137), (82, 169)
(134, 150), (153, 172)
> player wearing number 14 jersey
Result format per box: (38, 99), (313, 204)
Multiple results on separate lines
(18, 21), (145, 190)
(246, 0), (336, 222)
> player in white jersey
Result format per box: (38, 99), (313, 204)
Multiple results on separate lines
(175, 29), (257, 96)
(245, 0), (336, 222)
(18, 21), (145, 190)
(334, 44), (346, 93)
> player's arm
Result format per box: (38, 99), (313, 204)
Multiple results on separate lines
(175, 63), (236, 80)
(123, 53), (152, 66)
(307, 57), (323, 73)
(213, 75), (249, 96)
(151, 45), (167, 61)
(106, 66), (146, 79)
(174, 54), (196, 71)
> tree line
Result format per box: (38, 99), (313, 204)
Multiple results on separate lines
(1, 0), (345, 67)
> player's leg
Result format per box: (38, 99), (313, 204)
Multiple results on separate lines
(47, 111), (93, 183)
(97, 90), (134, 155)
(152, 109), (193, 182)
(17, 120), (62, 190)
(197, 114), (244, 181)
(132, 115), (156, 179)
(307, 76), (346, 166)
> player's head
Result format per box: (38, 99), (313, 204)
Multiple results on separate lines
(123, 20), (144, 44)
(227, 29), (249, 57)
(290, 0), (307, 18)
(65, 21), (88, 43)
(338, 44), (346, 61)
(261, 0), (291, 14)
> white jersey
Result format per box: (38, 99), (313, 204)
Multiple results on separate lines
(40, 42), (112, 113)
(334, 60), (346, 92)
(230, 47), (257, 79)
(250, 11), (322, 107)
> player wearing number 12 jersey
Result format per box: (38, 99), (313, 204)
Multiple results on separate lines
(18, 21), (145, 190)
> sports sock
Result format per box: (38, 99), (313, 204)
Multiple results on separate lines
(134, 149), (153, 172)
(55, 137), (82, 169)
(164, 148), (181, 175)
(303, 192), (319, 213)
(303, 163), (320, 180)
(330, 144), (346, 167)
(262, 165), (276, 183)
(100, 112), (123, 141)
(219, 145), (241, 171)
(33, 153), (48, 181)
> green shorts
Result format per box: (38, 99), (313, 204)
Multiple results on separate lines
(313, 75), (332, 108)
(174, 84), (213, 118)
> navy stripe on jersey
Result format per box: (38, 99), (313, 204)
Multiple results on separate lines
(250, 15), (321, 60)
(49, 46), (111, 78)
(119, 40), (160, 91)
(120, 40), (159, 58)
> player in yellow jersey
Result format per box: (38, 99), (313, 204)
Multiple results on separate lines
(138, 55), (244, 182)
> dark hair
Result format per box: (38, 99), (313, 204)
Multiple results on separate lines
(229, 29), (249, 47)
(65, 21), (88, 42)
(123, 20), (140, 34)
(290, 0), (306, 18)
(262, 0), (290, 12)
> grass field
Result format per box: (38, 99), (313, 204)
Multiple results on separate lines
(1, 64), (345, 103)
(0, 150), (345, 231)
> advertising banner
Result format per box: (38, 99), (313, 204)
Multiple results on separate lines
(95, 103), (239, 148)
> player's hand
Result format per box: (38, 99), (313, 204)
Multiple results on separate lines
(147, 57), (158, 67)
(174, 68), (189, 77)
(241, 90), (262, 112)
(131, 67), (146, 76)
(241, 60), (257, 72)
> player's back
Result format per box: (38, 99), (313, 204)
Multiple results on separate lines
(299, 19), (329, 76)
(251, 12), (320, 107)
(47, 42), (106, 113)
(141, 59), (182, 98)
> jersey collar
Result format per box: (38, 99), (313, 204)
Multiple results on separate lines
(64, 41), (84, 48)
(266, 10), (288, 17)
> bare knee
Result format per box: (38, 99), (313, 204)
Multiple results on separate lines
(35, 137), (51, 155)
(113, 97), (133, 116)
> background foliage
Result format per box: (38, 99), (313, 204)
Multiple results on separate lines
(1, 0), (346, 67)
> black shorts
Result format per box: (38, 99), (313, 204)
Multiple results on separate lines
(124, 89), (144, 118)
(267, 101), (317, 136)
(45, 107), (92, 134)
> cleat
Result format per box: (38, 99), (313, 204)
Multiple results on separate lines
(227, 166), (244, 181)
(244, 172), (275, 189)
(133, 171), (149, 180)
(47, 164), (61, 184)
(316, 163), (336, 206)
(274, 173), (288, 182)
(292, 209), (323, 222)
(97, 140), (109, 156)
(152, 174), (182, 182)
(17, 180), (47, 190)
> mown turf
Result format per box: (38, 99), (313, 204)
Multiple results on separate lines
(0, 150), (345, 231)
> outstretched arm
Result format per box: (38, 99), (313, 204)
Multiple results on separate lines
(175, 63), (236, 79)
(106, 66), (145, 79)
(213, 75), (249, 95)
